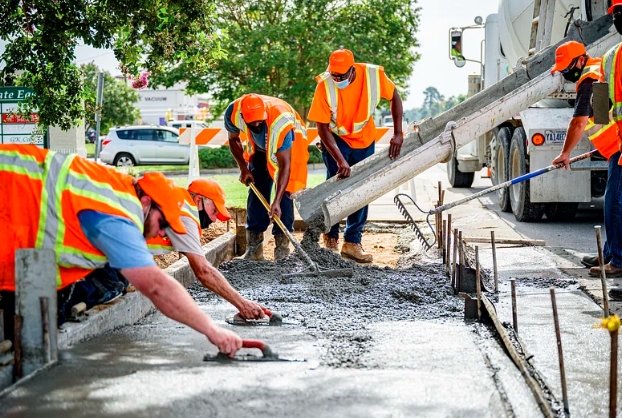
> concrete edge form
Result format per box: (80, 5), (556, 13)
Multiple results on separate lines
(57, 232), (236, 349)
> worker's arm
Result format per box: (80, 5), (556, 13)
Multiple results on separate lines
(228, 132), (253, 185)
(388, 89), (404, 159)
(121, 266), (241, 354)
(184, 252), (266, 319)
(552, 116), (589, 169)
(270, 145), (292, 219)
(317, 122), (350, 178)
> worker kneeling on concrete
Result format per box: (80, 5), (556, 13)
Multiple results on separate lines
(550, 40), (622, 281)
(146, 178), (269, 319)
(0, 145), (241, 355)
(225, 93), (309, 261)
(307, 48), (404, 263)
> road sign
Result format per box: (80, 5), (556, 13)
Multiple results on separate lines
(0, 87), (47, 148)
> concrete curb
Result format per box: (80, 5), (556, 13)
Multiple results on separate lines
(57, 233), (236, 349)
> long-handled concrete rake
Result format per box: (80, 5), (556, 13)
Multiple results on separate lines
(249, 183), (354, 278)
(397, 149), (597, 246)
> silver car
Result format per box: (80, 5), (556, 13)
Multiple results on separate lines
(99, 125), (189, 167)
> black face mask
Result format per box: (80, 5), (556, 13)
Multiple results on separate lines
(563, 68), (582, 83)
(614, 12), (622, 35)
(248, 122), (265, 134)
(199, 209), (213, 229)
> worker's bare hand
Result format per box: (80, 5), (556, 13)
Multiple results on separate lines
(336, 159), (351, 179)
(239, 167), (254, 186)
(552, 152), (571, 170)
(270, 201), (282, 219)
(237, 299), (267, 320)
(389, 132), (404, 159)
(208, 326), (242, 357)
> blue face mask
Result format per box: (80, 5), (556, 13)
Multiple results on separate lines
(335, 78), (351, 89)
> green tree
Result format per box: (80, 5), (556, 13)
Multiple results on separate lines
(0, 1), (223, 129)
(155, 0), (420, 118)
(81, 63), (140, 134)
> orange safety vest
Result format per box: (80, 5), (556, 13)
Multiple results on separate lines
(147, 188), (201, 254)
(230, 95), (309, 193)
(315, 63), (382, 139)
(579, 57), (619, 160)
(0, 145), (144, 291)
(601, 44), (622, 163)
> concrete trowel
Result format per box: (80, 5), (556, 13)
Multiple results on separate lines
(225, 307), (283, 326)
(203, 339), (304, 363)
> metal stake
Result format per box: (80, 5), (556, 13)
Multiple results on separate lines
(40, 297), (50, 364)
(476, 246), (481, 321)
(511, 279), (518, 333)
(491, 230), (499, 293)
(458, 231), (463, 293)
(595, 226), (610, 316)
(452, 229), (458, 290)
(550, 288), (570, 415)
(442, 219), (447, 264)
(446, 215), (452, 272)
(610, 328), (619, 418)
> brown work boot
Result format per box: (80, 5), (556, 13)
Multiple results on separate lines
(341, 242), (373, 263)
(589, 262), (622, 278)
(322, 234), (339, 252)
(236, 231), (265, 261)
(274, 234), (290, 261)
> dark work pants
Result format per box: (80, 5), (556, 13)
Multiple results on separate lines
(604, 151), (622, 268)
(246, 150), (294, 235)
(322, 135), (375, 244)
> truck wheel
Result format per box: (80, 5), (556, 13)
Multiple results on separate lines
(113, 153), (135, 167)
(544, 203), (578, 221)
(447, 154), (474, 188)
(509, 127), (544, 221)
(491, 127), (512, 212)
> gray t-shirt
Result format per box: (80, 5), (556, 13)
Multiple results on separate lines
(165, 216), (203, 255)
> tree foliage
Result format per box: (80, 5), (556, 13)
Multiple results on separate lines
(154, 0), (421, 118)
(0, 0), (222, 129)
(404, 86), (466, 122)
(81, 64), (140, 134)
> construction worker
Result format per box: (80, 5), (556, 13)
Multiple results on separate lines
(225, 93), (309, 261)
(550, 41), (621, 279)
(0, 145), (241, 355)
(307, 48), (404, 263)
(147, 178), (269, 319)
(596, 0), (622, 299)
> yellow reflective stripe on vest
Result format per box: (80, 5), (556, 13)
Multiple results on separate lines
(35, 152), (71, 250)
(585, 119), (612, 139)
(351, 64), (381, 133)
(603, 45), (622, 120)
(181, 199), (200, 225)
(147, 242), (174, 255)
(231, 100), (254, 157)
(57, 248), (108, 269)
(0, 150), (44, 179)
(266, 113), (293, 175)
(577, 64), (601, 87)
(318, 72), (349, 136)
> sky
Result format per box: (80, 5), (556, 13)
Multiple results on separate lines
(72, 0), (501, 110)
(404, 0), (500, 109)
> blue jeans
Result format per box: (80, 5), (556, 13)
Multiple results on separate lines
(322, 135), (375, 244)
(604, 151), (622, 267)
(246, 150), (294, 235)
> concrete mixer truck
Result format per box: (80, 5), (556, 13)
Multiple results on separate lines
(448, 0), (613, 221)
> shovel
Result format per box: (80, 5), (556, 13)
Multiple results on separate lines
(248, 183), (354, 278)
(203, 339), (304, 363)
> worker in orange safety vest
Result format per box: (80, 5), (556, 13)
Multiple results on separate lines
(0, 145), (241, 355)
(308, 48), (404, 263)
(225, 94), (309, 261)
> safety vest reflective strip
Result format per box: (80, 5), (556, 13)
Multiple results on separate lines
(586, 118), (619, 159)
(266, 112), (295, 176)
(603, 44), (622, 122)
(181, 199), (200, 226)
(231, 100), (254, 160)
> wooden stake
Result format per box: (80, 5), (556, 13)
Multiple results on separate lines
(452, 229), (458, 290)
(442, 219), (447, 264)
(440, 190), (445, 205)
(595, 226), (610, 316)
(610, 328), (618, 418)
(40, 297), (50, 364)
(458, 231), (463, 293)
(437, 181), (442, 203)
(475, 245), (482, 322)
(511, 279), (518, 333)
(491, 230), (499, 293)
(446, 214), (452, 273)
(550, 288), (570, 415)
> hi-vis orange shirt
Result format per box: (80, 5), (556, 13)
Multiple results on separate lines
(0, 145), (144, 291)
(308, 63), (395, 149)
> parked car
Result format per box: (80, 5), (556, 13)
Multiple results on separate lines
(99, 125), (188, 167)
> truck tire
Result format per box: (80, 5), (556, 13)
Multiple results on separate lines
(509, 127), (544, 221)
(491, 127), (512, 212)
(544, 203), (578, 221)
(113, 153), (136, 167)
(447, 154), (474, 188)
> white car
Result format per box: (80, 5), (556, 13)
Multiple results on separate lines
(100, 125), (188, 167)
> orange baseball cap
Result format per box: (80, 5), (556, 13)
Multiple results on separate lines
(550, 41), (586, 73)
(188, 178), (231, 221)
(329, 49), (355, 74)
(240, 94), (267, 123)
(609, 0), (622, 14)
(137, 172), (186, 234)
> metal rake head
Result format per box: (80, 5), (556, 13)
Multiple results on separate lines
(394, 193), (436, 251)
